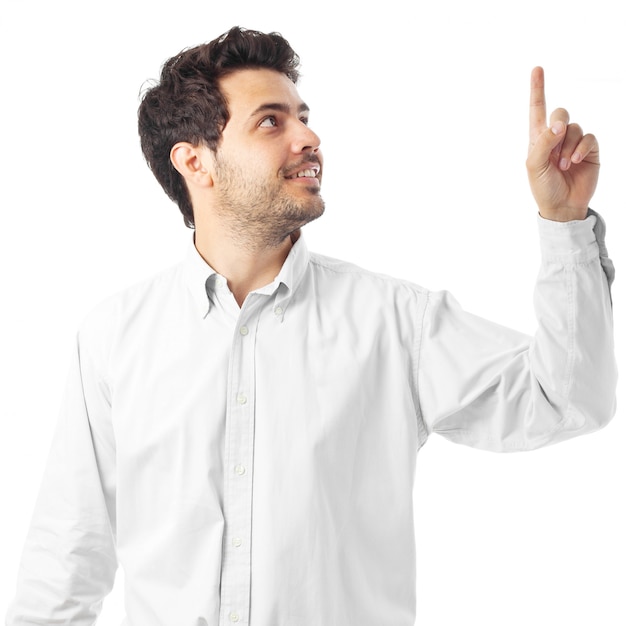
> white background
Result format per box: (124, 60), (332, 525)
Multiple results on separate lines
(1, 0), (624, 624)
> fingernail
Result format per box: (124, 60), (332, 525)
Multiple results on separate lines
(571, 152), (582, 163)
(551, 122), (564, 134)
(559, 157), (569, 170)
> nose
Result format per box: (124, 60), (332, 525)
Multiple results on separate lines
(291, 121), (321, 154)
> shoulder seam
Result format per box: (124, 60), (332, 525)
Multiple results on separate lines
(308, 253), (429, 295)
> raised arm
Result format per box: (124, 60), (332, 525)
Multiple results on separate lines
(418, 67), (616, 452)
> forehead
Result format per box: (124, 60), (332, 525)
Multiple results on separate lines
(219, 68), (304, 118)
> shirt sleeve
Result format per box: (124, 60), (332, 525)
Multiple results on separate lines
(6, 325), (118, 624)
(417, 211), (617, 452)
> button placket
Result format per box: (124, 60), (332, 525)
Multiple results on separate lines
(219, 301), (262, 626)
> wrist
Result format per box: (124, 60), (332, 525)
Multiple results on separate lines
(538, 206), (589, 222)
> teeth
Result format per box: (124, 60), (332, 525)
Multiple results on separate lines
(296, 169), (317, 178)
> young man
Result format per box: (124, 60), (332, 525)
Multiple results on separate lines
(7, 26), (616, 626)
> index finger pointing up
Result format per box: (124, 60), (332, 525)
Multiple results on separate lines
(529, 66), (547, 140)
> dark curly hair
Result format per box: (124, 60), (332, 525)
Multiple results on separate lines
(138, 26), (301, 228)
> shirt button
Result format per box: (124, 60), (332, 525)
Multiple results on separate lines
(234, 464), (246, 476)
(229, 612), (240, 623)
(232, 537), (243, 548)
(237, 393), (247, 405)
(274, 306), (283, 316)
(215, 277), (225, 288)
(239, 326), (249, 336)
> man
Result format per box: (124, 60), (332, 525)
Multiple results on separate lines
(6, 25), (616, 626)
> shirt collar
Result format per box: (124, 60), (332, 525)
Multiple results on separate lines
(272, 230), (309, 292)
(263, 231), (310, 322)
(182, 237), (219, 318)
(182, 232), (310, 319)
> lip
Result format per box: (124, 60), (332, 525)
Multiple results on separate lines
(287, 175), (321, 188)
(286, 173), (321, 188)
(284, 162), (321, 181)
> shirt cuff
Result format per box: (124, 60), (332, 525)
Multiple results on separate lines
(538, 210), (598, 260)
(537, 209), (615, 287)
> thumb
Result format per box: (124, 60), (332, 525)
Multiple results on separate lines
(527, 121), (565, 172)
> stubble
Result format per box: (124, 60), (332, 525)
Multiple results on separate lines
(213, 155), (325, 250)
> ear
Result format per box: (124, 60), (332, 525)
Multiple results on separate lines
(170, 142), (214, 188)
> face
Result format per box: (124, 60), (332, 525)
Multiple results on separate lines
(210, 68), (324, 247)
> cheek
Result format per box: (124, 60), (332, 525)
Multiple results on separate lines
(216, 137), (291, 187)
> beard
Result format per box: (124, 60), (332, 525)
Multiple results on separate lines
(213, 153), (325, 249)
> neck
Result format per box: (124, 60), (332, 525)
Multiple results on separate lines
(194, 225), (296, 308)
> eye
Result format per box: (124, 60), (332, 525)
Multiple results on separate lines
(300, 116), (310, 126)
(259, 116), (277, 128)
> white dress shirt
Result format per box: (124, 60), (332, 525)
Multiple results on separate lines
(7, 212), (617, 626)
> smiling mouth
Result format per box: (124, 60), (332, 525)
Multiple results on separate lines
(285, 164), (321, 179)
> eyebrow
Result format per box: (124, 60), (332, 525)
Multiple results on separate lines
(249, 102), (310, 118)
